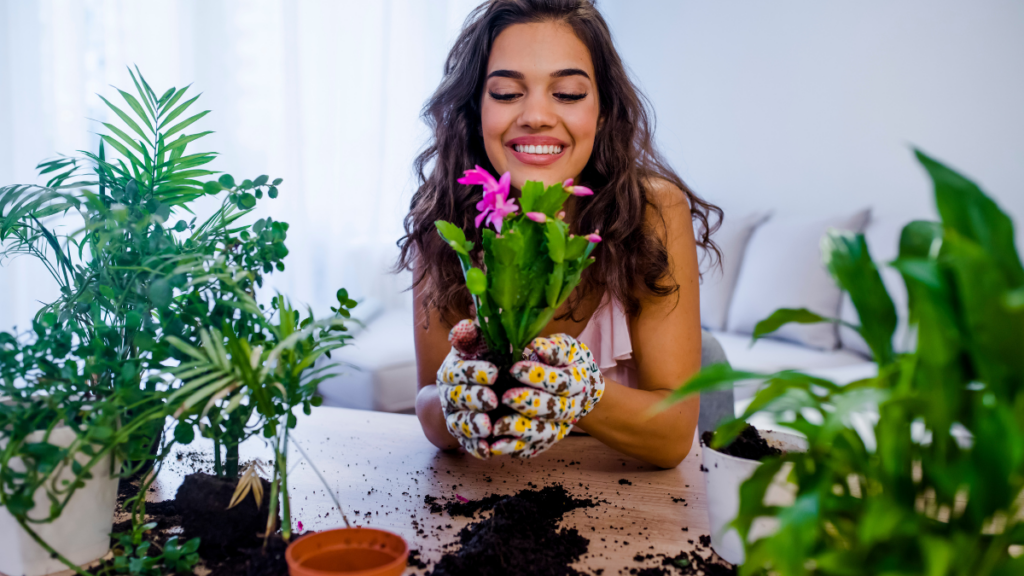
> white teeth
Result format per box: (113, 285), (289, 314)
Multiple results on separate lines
(514, 144), (563, 154)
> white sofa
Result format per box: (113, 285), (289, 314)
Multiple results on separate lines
(317, 210), (914, 417)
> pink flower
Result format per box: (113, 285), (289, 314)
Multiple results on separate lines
(562, 178), (593, 197)
(586, 230), (602, 243)
(526, 212), (547, 223)
(456, 494), (469, 503)
(461, 166), (518, 233)
(297, 521), (304, 532)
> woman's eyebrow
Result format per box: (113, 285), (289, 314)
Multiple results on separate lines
(487, 69), (525, 80)
(485, 68), (590, 80)
(550, 68), (590, 79)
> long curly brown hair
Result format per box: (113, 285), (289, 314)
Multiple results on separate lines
(396, 0), (721, 326)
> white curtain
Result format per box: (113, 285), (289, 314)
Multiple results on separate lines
(0, 0), (481, 332)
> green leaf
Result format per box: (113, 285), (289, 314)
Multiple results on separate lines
(163, 110), (210, 139)
(822, 230), (897, 364)
(752, 308), (829, 341)
(656, 362), (762, 410)
(238, 193), (257, 209)
(916, 148), (1024, 287)
(159, 85), (191, 117)
(466, 267), (486, 295)
(520, 180), (545, 213)
(272, 178), (283, 185)
(545, 220), (566, 263)
(253, 175), (269, 186)
(165, 131), (214, 154)
(150, 278), (172, 308)
(219, 174), (236, 189)
(268, 186), (278, 199)
(173, 421), (195, 444)
(117, 89), (154, 132)
(160, 94), (200, 129)
(100, 94), (153, 146)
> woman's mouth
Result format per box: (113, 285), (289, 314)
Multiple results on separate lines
(507, 141), (567, 166)
(512, 144), (562, 155)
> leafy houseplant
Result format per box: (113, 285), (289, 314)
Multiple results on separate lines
(0, 67), (357, 575)
(435, 167), (601, 365)
(667, 150), (1024, 575)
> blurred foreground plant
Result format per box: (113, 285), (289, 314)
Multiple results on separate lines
(665, 150), (1024, 576)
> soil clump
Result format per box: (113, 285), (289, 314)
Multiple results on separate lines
(701, 425), (780, 462)
(174, 472), (272, 559)
(427, 484), (598, 576)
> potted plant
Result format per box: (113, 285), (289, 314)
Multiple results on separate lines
(0, 67), (361, 575)
(434, 167), (601, 451)
(666, 150), (1024, 575)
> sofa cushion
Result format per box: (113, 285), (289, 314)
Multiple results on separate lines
(838, 215), (914, 357)
(699, 211), (771, 331)
(712, 331), (869, 374)
(726, 209), (871, 350)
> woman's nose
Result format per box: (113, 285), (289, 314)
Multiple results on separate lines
(517, 93), (557, 130)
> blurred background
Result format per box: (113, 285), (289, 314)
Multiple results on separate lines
(1, 1), (1022, 411)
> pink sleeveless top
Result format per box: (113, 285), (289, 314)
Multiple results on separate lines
(576, 293), (639, 389)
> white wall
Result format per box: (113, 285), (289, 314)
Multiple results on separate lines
(599, 1), (1024, 250)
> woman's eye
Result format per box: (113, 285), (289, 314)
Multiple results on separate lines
(555, 92), (587, 102)
(489, 92), (521, 101)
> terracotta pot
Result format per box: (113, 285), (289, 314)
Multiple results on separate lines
(286, 527), (408, 576)
(702, 429), (807, 565)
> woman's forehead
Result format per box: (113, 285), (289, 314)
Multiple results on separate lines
(487, 21), (595, 80)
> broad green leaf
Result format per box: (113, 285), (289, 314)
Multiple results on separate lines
(752, 308), (829, 341)
(219, 174), (236, 189)
(822, 230), (896, 364)
(545, 220), (566, 263)
(465, 267), (486, 295)
(520, 180), (544, 213)
(173, 421), (195, 444)
(916, 148), (1024, 286)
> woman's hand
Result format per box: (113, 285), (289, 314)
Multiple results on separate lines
(490, 334), (606, 457)
(435, 320), (499, 459)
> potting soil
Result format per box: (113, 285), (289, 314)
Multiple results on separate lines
(701, 425), (780, 462)
(426, 484), (597, 576)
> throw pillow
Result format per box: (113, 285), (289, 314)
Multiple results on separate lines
(699, 211), (772, 331)
(726, 208), (871, 350)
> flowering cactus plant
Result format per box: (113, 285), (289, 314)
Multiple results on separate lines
(435, 167), (600, 364)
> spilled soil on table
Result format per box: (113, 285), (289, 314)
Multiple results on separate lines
(419, 483), (735, 576)
(701, 425), (780, 462)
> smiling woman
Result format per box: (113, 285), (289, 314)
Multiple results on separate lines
(398, 0), (723, 468)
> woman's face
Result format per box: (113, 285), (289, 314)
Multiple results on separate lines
(481, 21), (600, 190)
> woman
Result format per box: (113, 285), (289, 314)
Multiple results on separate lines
(397, 0), (721, 468)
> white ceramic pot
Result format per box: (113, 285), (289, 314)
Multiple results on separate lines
(0, 425), (119, 576)
(701, 429), (807, 566)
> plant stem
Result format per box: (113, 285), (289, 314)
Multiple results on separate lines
(280, 425), (292, 540)
(226, 441), (239, 479)
(213, 435), (222, 477)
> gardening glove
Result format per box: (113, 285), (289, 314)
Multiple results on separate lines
(490, 334), (605, 458)
(436, 320), (499, 459)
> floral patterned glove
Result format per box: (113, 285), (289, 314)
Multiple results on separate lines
(490, 334), (605, 458)
(436, 320), (499, 459)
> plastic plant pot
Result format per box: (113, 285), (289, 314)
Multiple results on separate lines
(0, 425), (119, 576)
(702, 429), (807, 566)
(286, 527), (409, 576)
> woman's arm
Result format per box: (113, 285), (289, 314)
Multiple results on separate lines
(576, 180), (703, 468)
(412, 263), (462, 451)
